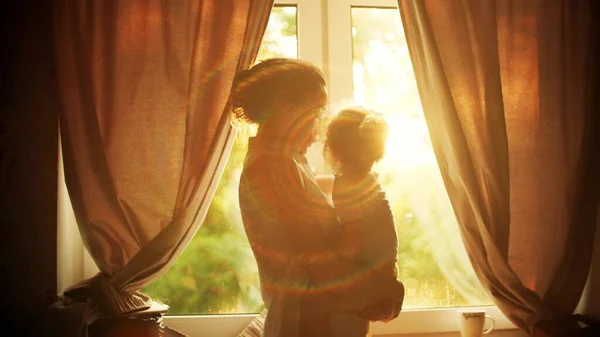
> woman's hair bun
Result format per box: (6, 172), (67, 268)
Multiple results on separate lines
(230, 58), (326, 124)
(230, 68), (263, 123)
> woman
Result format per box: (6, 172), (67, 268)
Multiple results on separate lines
(232, 58), (404, 337)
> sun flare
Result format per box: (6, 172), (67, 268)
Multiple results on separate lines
(381, 115), (435, 169)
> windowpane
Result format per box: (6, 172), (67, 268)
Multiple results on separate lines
(143, 4), (493, 316)
(143, 6), (297, 314)
(351, 7), (492, 308)
(257, 6), (298, 61)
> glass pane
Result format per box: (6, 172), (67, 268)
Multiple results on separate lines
(257, 6), (298, 61)
(351, 7), (492, 308)
(143, 6), (297, 315)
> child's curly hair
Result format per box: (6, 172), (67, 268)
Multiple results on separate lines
(324, 106), (389, 175)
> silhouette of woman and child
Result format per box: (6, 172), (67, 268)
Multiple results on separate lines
(232, 58), (405, 337)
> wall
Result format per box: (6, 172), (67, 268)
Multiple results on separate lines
(0, 1), (59, 336)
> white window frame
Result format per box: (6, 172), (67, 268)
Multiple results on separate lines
(165, 0), (518, 335)
(58, 0), (519, 335)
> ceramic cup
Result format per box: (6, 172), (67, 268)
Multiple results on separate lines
(457, 309), (495, 337)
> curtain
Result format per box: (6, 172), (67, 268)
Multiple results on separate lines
(398, 0), (599, 332)
(53, 0), (274, 317)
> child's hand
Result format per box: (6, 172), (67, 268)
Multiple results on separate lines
(358, 298), (403, 322)
(357, 277), (404, 322)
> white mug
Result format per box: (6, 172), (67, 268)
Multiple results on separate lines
(457, 309), (495, 337)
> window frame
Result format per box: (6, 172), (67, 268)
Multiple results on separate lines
(58, 0), (520, 335)
(163, 0), (518, 334)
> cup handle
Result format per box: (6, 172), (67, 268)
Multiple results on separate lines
(483, 315), (495, 335)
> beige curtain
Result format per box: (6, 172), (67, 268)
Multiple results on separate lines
(53, 0), (274, 316)
(398, 0), (599, 332)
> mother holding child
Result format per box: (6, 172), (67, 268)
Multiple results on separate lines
(231, 58), (404, 337)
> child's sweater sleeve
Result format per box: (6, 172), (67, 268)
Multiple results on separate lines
(357, 186), (404, 322)
(370, 185), (399, 275)
(333, 174), (404, 321)
(333, 174), (398, 270)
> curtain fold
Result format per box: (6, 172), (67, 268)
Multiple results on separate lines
(398, 0), (599, 331)
(53, 0), (274, 317)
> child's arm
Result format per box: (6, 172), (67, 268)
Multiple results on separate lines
(334, 173), (404, 321)
(332, 173), (382, 260)
(360, 184), (403, 322)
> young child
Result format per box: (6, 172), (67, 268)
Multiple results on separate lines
(324, 106), (403, 334)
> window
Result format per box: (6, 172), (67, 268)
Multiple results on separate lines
(59, 0), (516, 335)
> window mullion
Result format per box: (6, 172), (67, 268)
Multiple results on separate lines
(325, 0), (354, 105)
(296, 0), (325, 69)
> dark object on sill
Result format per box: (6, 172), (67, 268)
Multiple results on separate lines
(533, 314), (600, 337)
(89, 314), (163, 337)
(89, 314), (187, 337)
(36, 299), (187, 337)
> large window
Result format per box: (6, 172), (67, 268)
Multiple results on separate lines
(145, 2), (492, 315)
(60, 1), (515, 335)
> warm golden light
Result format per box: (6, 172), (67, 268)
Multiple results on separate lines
(382, 115), (435, 168)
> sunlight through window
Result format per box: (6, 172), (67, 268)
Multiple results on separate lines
(143, 4), (493, 315)
(351, 7), (491, 308)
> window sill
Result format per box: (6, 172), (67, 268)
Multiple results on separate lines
(163, 306), (518, 337)
(379, 330), (527, 337)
